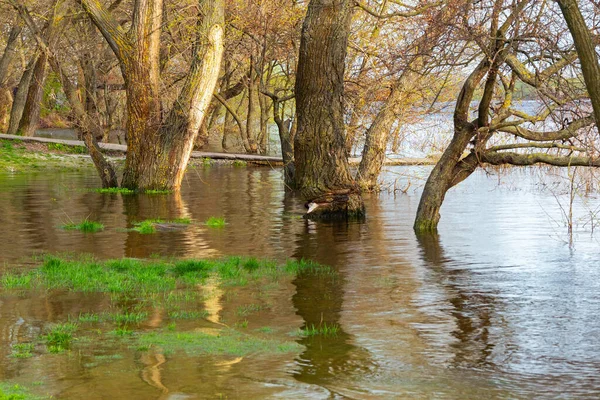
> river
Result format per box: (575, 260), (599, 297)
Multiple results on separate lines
(0, 165), (599, 398)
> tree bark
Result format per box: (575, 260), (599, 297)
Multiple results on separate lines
(17, 52), (48, 136)
(294, 0), (364, 219)
(7, 57), (36, 135)
(414, 61), (488, 232)
(80, 0), (224, 190)
(557, 0), (600, 131)
(0, 25), (22, 88)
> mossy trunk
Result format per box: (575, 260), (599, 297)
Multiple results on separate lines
(294, 0), (364, 219)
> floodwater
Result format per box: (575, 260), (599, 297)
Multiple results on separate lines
(1, 165), (600, 399)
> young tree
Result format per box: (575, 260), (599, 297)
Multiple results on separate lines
(294, 0), (364, 219)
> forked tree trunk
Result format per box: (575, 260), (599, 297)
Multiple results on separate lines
(294, 0), (364, 219)
(80, 0), (224, 190)
(414, 61), (488, 232)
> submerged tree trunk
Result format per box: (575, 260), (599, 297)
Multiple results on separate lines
(557, 0), (600, 131)
(294, 0), (364, 219)
(80, 0), (224, 190)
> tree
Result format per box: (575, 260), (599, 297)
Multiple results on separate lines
(76, 0), (225, 191)
(294, 0), (364, 219)
(414, 0), (600, 232)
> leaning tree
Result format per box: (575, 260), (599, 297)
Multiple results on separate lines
(414, 0), (600, 232)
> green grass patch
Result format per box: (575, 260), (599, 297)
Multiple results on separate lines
(132, 220), (157, 234)
(0, 382), (42, 400)
(299, 323), (340, 337)
(47, 143), (87, 154)
(144, 189), (173, 194)
(204, 217), (226, 228)
(167, 310), (209, 320)
(1, 274), (32, 289)
(11, 343), (35, 359)
(236, 304), (263, 317)
(131, 218), (191, 234)
(61, 219), (104, 233)
(233, 160), (247, 167)
(45, 323), (77, 352)
(137, 329), (302, 356)
(0, 256), (332, 295)
(93, 187), (135, 195)
(108, 311), (148, 325)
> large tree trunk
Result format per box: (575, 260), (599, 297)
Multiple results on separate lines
(80, 0), (224, 191)
(294, 0), (364, 219)
(557, 0), (600, 132)
(7, 57), (35, 135)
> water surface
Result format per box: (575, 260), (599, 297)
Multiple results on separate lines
(1, 165), (599, 399)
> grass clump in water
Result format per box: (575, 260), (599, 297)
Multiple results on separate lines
(132, 218), (191, 234)
(45, 323), (77, 353)
(0, 383), (38, 400)
(204, 216), (226, 228)
(61, 219), (104, 233)
(0, 255), (332, 295)
(167, 310), (209, 320)
(108, 311), (148, 325)
(299, 323), (340, 337)
(93, 187), (135, 195)
(138, 329), (302, 356)
(132, 220), (157, 234)
(11, 343), (35, 359)
(144, 189), (173, 194)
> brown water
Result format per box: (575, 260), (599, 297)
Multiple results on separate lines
(1, 165), (600, 399)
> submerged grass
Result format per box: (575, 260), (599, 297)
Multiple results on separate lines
(138, 329), (302, 356)
(0, 382), (42, 400)
(0, 256), (332, 294)
(61, 220), (104, 233)
(93, 188), (135, 195)
(132, 220), (157, 234)
(204, 216), (226, 228)
(45, 323), (77, 353)
(11, 343), (35, 359)
(299, 323), (340, 337)
(131, 218), (192, 234)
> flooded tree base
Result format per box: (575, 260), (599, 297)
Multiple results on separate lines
(303, 192), (365, 220)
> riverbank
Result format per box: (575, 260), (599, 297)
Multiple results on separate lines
(0, 134), (437, 172)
